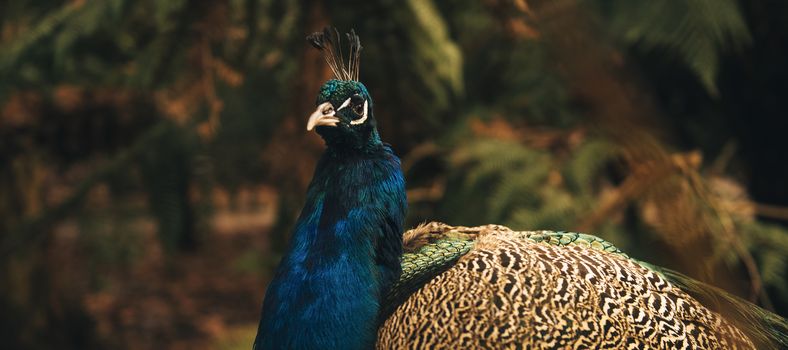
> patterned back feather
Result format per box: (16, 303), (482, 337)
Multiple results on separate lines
(378, 222), (779, 349)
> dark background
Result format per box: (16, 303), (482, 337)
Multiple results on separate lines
(1, 0), (786, 349)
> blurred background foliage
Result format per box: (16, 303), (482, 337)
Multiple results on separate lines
(1, 0), (787, 349)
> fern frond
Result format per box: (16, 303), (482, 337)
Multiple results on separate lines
(487, 160), (551, 222)
(564, 139), (616, 195)
(0, 2), (83, 73)
(451, 139), (541, 191)
(603, 0), (751, 94)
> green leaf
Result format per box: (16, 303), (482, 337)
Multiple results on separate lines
(603, 0), (751, 95)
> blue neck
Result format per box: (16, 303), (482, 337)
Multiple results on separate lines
(255, 143), (406, 349)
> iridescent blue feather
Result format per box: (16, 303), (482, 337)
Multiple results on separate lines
(254, 77), (406, 349)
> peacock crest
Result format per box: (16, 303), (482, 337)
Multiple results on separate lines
(307, 27), (363, 81)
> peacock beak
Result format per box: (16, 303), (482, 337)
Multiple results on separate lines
(307, 102), (340, 131)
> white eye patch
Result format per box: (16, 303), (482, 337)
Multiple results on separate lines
(336, 97), (352, 112)
(336, 97), (368, 125)
(350, 100), (368, 125)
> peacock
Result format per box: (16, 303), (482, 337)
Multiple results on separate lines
(253, 27), (788, 350)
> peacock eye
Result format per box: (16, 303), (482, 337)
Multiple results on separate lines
(348, 94), (365, 117)
(338, 94), (369, 125)
(352, 103), (364, 117)
(322, 105), (334, 115)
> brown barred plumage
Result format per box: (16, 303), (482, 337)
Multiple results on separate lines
(378, 222), (755, 349)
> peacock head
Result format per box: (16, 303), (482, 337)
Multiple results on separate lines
(305, 27), (381, 151)
(307, 79), (378, 149)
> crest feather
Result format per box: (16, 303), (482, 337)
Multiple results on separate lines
(307, 27), (362, 81)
